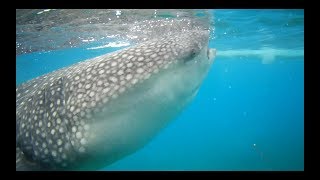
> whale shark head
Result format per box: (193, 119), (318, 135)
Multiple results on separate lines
(75, 30), (216, 170)
(16, 29), (216, 170)
(157, 30), (215, 96)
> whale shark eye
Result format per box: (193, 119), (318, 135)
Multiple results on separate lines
(183, 48), (197, 63)
(191, 50), (196, 57)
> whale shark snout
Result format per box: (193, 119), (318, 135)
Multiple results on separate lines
(16, 29), (216, 170)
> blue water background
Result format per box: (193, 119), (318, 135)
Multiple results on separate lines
(16, 10), (304, 170)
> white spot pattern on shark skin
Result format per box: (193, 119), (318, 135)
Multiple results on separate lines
(16, 30), (214, 170)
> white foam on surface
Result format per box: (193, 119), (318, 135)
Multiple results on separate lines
(87, 42), (131, 50)
(37, 9), (55, 15)
(217, 48), (304, 64)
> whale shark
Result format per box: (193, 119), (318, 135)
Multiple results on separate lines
(16, 30), (216, 170)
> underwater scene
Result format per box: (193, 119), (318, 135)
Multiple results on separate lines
(16, 9), (304, 171)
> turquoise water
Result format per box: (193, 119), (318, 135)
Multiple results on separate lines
(16, 10), (304, 170)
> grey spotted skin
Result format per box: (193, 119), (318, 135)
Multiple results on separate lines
(16, 30), (216, 170)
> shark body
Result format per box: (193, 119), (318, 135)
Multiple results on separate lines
(16, 30), (216, 170)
